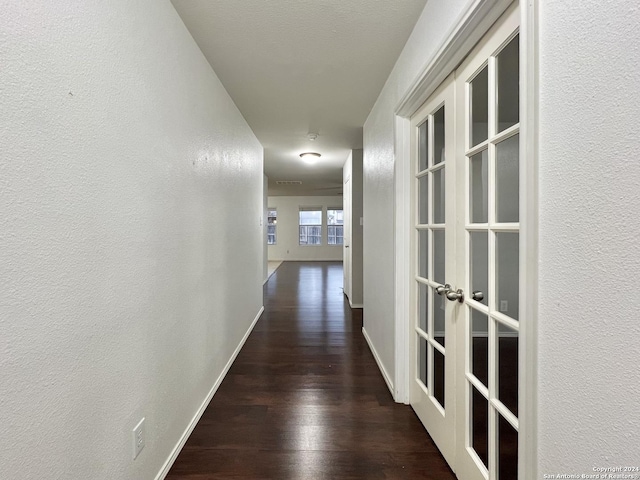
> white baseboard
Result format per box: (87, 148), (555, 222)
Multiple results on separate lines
(271, 258), (343, 262)
(343, 291), (362, 309)
(154, 306), (265, 480)
(362, 327), (394, 397)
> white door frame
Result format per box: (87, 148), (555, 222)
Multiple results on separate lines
(393, 0), (538, 477)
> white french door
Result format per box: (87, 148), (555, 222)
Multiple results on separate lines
(455, 4), (521, 480)
(410, 4), (521, 479)
(409, 74), (457, 466)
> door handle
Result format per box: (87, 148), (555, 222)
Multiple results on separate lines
(435, 284), (451, 296)
(446, 288), (464, 303)
(471, 291), (484, 302)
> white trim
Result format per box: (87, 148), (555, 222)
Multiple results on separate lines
(154, 306), (265, 480)
(345, 287), (363, 308)
(394, 115), (411, 404)
(264, 261), (283, 284)
(362, 327), (394, 397)
(395, 0), (514, 117)
(519, 0), (539, 477)
(267, 258), (343, 262)
(393, 0), (512, 408)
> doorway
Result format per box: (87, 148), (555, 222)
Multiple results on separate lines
(409, 4), (523, 479)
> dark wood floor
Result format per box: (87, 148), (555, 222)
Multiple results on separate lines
(167, 261), (456, 480)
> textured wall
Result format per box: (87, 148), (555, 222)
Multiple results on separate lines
(362, 0), (469, 388)
(349, 150), (364, 306)
(267, 196), (344, 261)
(0, 1), (263, 479)
(263, 175), (269, 283)
(537, 0), (640, 472)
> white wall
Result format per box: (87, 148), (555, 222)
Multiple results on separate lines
(263, 174), (269, 283)
(363, 0), (469, 388)
(0, 2), (263, 480)
(267, 196), (344, 261)
(537, 0), (640, 471)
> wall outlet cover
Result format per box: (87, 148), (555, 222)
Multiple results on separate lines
(132, 417), (145, 460)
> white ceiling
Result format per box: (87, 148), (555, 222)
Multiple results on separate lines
(171, 0), (428, 196)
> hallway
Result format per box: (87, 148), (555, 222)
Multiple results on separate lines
(167, 261), (456, 479)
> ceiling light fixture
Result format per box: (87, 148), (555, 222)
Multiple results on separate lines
(300, 152), (321, 164)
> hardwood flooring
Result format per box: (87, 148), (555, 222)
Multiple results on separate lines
(167, 261), (456, 480)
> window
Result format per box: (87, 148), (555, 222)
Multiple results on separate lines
(327, 208), (344, 245)
(267, 209), (277, 245)
(299, 207), (322, 245)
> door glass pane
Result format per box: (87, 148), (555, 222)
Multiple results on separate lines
(498, 415), (518, 480)
(471, 309), (489, 387)
(419, 335), (428, 388)
(433, 106), (445, 165)
(418, 230), (428, 279)
(496, 232), (519, 319)
(496, 34), (520, 133)
(496, 134), (519, 223)
(472, 386), (489, 468)
(470, 66), (489, 147)
(419, 175), (429, 224)
(433, 348), (445, 408)
(433, 229), (445, 284)
(470, 150), (488, 223)
(419, 121), (428, 171)
(418, 283), (428, 332)
(433, 168), (445, 224)
(433, 288), (445, 347)
(470, 232), (488, 306)
(498, 322), (519, 416)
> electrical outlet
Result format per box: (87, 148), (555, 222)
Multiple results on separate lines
(132, 418), (145, 460)
(500, 300), (508, 312)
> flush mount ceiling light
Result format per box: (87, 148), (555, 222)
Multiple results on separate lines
(300, 152), (321, 164)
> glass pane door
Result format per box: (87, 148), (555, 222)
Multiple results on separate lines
(407, 6), (522, 479)
(410, 75), (456, 467)
(455, 5), (521, 479)
(417, 105), (447, 409)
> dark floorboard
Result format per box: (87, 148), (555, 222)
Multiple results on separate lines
(167, 261), (456, 480)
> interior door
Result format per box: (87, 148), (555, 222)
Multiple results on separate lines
(343, 176), (352, 299)
(409, 74), (456, 467)
(454, 4), (520, 480)
(409, 4), (521, 479)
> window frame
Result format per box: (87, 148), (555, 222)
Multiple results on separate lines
(327, 208), (344, 246)
(267, 208), (277, 245)
(299, 207), (323, 246)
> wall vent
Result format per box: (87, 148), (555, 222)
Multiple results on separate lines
(275, 180), (303, 185)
